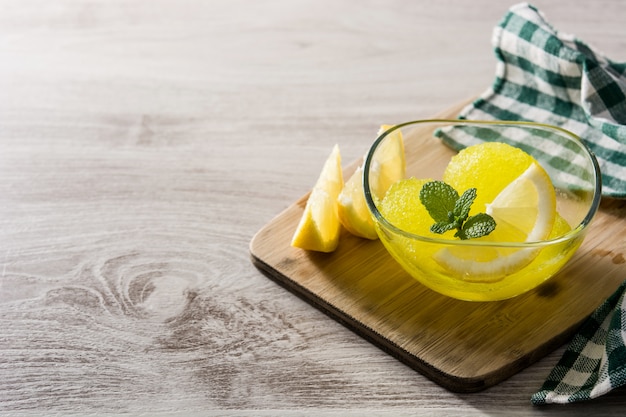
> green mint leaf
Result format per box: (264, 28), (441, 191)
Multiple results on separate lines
(431, 221), (458, 235)
(458, 213), (497, 240)
(419, 181), (459, 223)
(419, 181), (496, 240)
(453, 188), (476, 222)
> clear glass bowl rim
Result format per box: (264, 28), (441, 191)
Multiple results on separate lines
(363, 119), (603, 248)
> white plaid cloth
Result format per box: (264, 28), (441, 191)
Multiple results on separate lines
(531, 280), (626, 404)
(443, 2), (626, 198)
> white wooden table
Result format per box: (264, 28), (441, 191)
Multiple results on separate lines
(1, 1), (625, 415)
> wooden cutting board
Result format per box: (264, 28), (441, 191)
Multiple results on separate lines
(249, 101), (626, 393)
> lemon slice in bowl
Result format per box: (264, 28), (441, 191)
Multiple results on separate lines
(435, 143), (557, 281)
(337, 125), (405, 240)
(485, 162), (556, 243)
(291, 144), (343, 252)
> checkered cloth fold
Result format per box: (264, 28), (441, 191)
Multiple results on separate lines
(438, 2), (626, 404)
(531, 280), (626, 404)
(443, 2), (626, 198)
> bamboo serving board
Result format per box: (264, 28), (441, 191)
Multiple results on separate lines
(249, 101), (626, 393)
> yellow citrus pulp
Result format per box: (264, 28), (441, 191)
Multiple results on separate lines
(337, 125), (405, 240)
(291, 144), (343, 252)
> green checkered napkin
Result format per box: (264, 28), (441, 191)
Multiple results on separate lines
(437, 2), (626, 404)
(531, 280), (626, 404)
(439, 2), (626, 198)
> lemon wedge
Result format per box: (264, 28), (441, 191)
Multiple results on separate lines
(337, 125), (405, 240)
(434, 160), (557, 281)
(291, 144), (343, 252)
(337, 166), (379, 239)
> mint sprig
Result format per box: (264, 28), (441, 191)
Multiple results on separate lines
(419, 180), (496, 240)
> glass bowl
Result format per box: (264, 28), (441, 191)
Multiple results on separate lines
(363, 120), (601, 301)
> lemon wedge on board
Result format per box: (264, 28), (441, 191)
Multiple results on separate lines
(291, 144), (343, 252)
(337, 125), (405, 240)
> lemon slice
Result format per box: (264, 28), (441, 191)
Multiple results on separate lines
(434, 161), (557, 281)
(291, 144), (343, 252)
(485, 162), (556, 242)
(337, 125), (405, 240)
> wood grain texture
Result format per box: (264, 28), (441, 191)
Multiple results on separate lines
(1, 0), (625, 416)
(251, 101), (626, 393)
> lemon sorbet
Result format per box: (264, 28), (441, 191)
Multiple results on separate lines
(364, 121), (600, 301)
